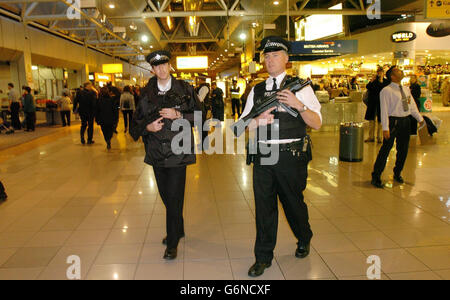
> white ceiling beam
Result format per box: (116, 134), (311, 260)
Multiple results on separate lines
(0, 0), (57, 3)
(230, 0), (240, 12)
(24, 14), (71, 21)
(146, 0), (159, 12)
(216, 0), (227, 11)
(359, 0), (365, 11)
(299, 0), (310, 11)
(347, 0), (360, 9)
(159, 0), (171, 12)
(25, 2), (40, 16)
(138, 9), (411, 18)
(201, 19), (215, 40)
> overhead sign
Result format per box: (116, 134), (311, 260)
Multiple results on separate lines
(176, 56), (208, 70)
(102, 64), (123, 74)
(95, 73), (112, 82)
(391, 31), (417, 43)
(426, 21), (450, 37)
(424, 0), (450, 19)
(290, 40), (358, 55)
(295, 3), (343, 41)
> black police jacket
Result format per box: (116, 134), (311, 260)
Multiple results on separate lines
(132, 76), (200, 168)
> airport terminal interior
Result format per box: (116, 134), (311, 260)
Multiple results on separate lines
(0, 0), (449, 280)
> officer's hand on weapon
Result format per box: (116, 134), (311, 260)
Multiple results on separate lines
(146, 117), (164, 132)
(277, 89), (302, 111)
(160, 108), (181, 120)
(248, 107), (276, 131)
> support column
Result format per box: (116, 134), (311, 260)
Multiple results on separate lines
(18, 23), (34, 90)
(81, 64), (90, 84)
(392, 23), (417, 71)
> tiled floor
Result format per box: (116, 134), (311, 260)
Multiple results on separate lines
(0, 104), (449, 280)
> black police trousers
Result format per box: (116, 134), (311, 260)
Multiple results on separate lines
(153, 166), (187, 249)
(253, 150), (313, 264)
(372, 116), (411, 179)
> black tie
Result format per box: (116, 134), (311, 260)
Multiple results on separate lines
(272, 78), (278, 91)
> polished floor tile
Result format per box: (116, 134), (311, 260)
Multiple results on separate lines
(95, 244), (143, 265)
(320, 251), (371, 278)
(134, 262), (183, 280)
(184, 260), (233, 280)
(0, 111), (448, 280)
(86, 264), (137, 280)
(276, 254), (336, 280)
(406, 246), (450, 270)
(386, 271), (442, 280)
(2, 247), (61, 268)
(362, 249), (430, 274)
(344, 231), (400, 251)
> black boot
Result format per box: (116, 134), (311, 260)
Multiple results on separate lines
(295, 243), (311, 259)
(248, 262), (272, 277)
(163, 248), (177, 260)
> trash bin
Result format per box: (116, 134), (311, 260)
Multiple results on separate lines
(339, 122), (364, 162)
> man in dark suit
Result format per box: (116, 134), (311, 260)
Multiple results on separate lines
(73, 81), (98, 145)
(409, 75), (422, 135)
(107, 82), (121, 134)
(365, 68), (389, 143)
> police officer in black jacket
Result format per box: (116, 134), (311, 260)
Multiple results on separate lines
(239, 37), (322, 277)
(131, 50), (199, 260)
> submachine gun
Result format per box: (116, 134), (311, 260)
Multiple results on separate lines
(230, 77), (312, 138)
(130, 91), (190, 141)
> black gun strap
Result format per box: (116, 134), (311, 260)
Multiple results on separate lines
(280, 75), (290, 89)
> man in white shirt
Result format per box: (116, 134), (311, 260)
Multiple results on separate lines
(239, 36), (322, 277)
(7, 83), (22, 130)
(371, 66), (425, 188)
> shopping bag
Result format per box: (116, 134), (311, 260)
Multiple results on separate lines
(418, 123), (434, 145)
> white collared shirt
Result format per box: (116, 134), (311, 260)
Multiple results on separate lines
(380, 82), (424, 131)
(157, 78), (172, 93)
(8, 89), (19, 103)
(198, 86), (210, 103)
(240, 72), (322, 144)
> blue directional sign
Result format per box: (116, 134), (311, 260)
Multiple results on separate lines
(290, 40), (358, 55)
